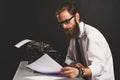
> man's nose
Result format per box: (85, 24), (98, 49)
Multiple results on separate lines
(62, 24), (68, 29)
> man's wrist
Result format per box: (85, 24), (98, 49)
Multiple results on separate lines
(75, 67), (85, 77)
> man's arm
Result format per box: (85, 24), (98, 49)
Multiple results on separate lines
(60, 63), (92, 78)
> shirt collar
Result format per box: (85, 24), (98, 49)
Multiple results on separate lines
(78, 21), (84, 38)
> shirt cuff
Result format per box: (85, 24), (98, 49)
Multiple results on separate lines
(88, 64), (103, 78)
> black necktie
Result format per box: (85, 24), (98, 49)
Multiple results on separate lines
(75, 38), (87, 67)
(75, 38), (90, 80)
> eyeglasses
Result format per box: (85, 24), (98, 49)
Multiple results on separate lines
(59, 15), (75, 25)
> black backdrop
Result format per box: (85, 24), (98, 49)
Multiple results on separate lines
(1, 0), (120, 80)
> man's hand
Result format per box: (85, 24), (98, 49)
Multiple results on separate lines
(75, 63), (85, 68)
(60, 66), (79, 78)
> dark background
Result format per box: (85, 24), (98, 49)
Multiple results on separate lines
(0, 0), (120, 80)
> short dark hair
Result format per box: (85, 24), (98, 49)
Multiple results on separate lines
(55, 0), (80, 16)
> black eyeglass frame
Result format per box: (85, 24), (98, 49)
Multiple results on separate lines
(59, 15), (75, 25)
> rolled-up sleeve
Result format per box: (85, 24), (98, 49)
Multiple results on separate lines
(65, 39), (76, 65)
(65, 47), (73, 65)
(65, 44), (74, 65)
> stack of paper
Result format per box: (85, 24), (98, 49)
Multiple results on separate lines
(25, 75), (66, 80)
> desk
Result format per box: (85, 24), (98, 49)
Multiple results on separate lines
(13, 61), (83, 80)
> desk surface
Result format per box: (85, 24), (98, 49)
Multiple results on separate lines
(13, 61), (83, 80)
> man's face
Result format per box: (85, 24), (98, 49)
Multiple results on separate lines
(57, 10), (80, 38)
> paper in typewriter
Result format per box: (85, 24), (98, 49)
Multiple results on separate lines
(27, 54), (62, 73)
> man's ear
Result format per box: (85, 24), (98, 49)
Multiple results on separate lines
(75, 12), (80, 23)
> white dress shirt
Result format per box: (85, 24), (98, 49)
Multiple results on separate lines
(65, 22), (115, 80)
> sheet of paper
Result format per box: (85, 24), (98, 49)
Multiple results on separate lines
(26, 54), (62, 73)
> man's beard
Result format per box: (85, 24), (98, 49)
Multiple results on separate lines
(64, 20), (80, 38)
